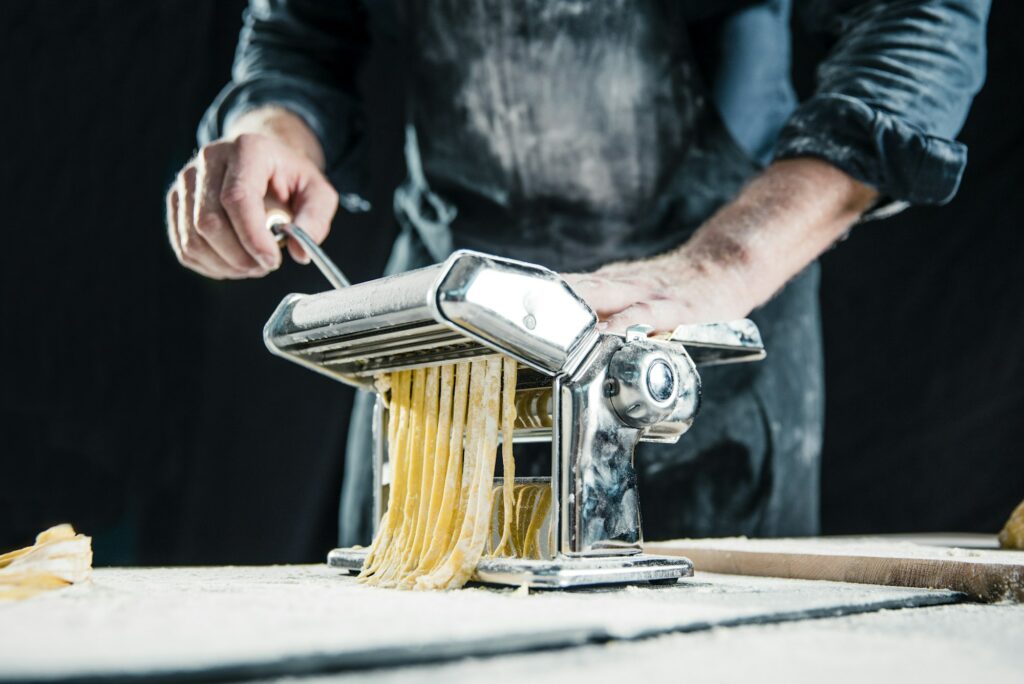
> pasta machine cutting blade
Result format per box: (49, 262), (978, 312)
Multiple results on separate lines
(264, 248), (765, 588)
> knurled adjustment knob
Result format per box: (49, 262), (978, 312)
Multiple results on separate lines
(606, 330), (679, 428)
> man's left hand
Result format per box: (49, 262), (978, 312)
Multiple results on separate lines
(563, 247), (754, 332)
(564, 158), (878, 333)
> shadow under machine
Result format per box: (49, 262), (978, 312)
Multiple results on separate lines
(263, 246), (765, 588)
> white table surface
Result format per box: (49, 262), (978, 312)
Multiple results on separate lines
(0, 564), (994, 683)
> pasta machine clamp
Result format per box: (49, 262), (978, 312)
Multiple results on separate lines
(264, 248), (766, 588)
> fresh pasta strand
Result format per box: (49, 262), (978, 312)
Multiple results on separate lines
(359, 354), (552, 590)
(409, 363), (454, 579)
(375, 367), (428, 587)
(417, 358), (500, 590)
(524, 485), (553, 559)
(359, 370), (411, 580)
(399, 365), (441, 583)
(415, 362), (470, 576)
(486, 482), (552, 560)
(491, 357), (518, 556)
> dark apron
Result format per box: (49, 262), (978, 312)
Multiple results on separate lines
(341, 0), (822, 545)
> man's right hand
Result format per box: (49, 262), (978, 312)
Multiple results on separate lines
(166, 109), (339, 280)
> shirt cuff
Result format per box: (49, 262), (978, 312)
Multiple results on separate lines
(773, 94), (968, 207)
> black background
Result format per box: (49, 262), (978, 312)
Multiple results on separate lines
(1, 1), (1021, 564)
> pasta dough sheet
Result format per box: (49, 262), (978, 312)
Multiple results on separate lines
(359, 356), (552, 590)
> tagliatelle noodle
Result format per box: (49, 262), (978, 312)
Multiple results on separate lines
(399, 366), (440, 585)
(491, 358), (518, 556)
(414, 358), (495, 589)
(360, 355), (555, 590)
(415, 362), (470, 576)
(359, 371), (409, 579)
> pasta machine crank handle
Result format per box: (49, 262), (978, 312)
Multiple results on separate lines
(265, 200), (351, 290)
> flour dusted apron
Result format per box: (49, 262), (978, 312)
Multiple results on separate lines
(341, 0), (822, 544)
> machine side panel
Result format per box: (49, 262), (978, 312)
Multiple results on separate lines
(558, 338), (644, 556)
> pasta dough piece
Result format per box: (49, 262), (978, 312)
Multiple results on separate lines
(999, 499), (1024, 550)
(0, 524), (92, 601)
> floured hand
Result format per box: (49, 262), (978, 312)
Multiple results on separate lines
(565, 158), (878, 334)
(564, 249), (754, 333)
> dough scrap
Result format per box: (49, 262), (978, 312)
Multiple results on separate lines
(999, 499), (1024, 550)
(0, 524), (92, 601)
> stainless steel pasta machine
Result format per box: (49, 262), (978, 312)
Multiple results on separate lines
(264, 240), (765, 588)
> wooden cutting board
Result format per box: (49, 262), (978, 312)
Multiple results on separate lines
(646, 534), (1024, 602)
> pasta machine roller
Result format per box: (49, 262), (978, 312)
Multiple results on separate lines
(264, 248), (765, 588)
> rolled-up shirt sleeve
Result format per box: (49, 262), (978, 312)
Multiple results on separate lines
(198, 0), (369, 195)
(776, 0), (990, 207)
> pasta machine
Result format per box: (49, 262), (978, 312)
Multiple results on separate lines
(264, 242), (765, 588)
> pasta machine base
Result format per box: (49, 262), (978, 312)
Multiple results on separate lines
(327, 547), (693, 589)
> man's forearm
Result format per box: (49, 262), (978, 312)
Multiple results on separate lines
(677, 158), (879, 314)
(224, 106), (327, 171)
(567, 158), (878, 330)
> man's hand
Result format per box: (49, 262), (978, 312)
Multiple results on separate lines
(565, 158), (879, 332)
(564, 250), (754, 332)
(166, 108), (339, 280)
